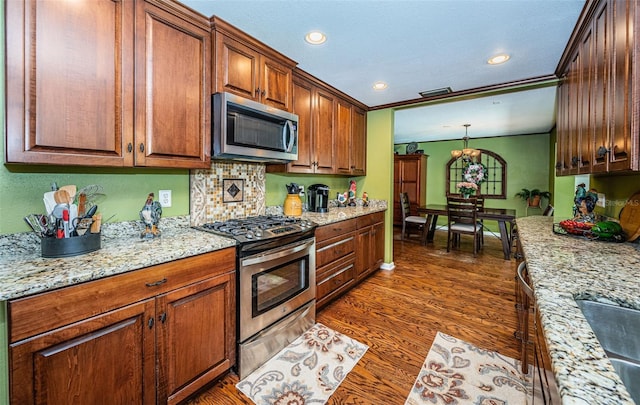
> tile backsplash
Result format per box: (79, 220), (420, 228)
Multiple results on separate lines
(190, 162), (266, 226)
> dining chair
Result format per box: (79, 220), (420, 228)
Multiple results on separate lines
(399, 192), (427, 241)
(543, 204), (554, 216)
(447, 196), (483, 256)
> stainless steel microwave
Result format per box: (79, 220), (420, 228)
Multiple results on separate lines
(212, 92), (298, 162)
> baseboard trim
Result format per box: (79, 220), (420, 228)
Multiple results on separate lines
(380, 262), (395, 271)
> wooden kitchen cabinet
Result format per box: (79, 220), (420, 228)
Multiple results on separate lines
(212, 17), (296, 111)
(8, 248), (236, 405)
(5, 0), (211, 168)
(393, 154), (428, 225)
(315, 219), (357, 309)
(267, 70), (368, 175)
(515, 262), (560, 404)
(555, 0), (638, 175)
(315, 212), (385, 309)
(355, 212), (385, 282)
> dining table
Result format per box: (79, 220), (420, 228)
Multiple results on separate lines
(417, 204), (517, 260)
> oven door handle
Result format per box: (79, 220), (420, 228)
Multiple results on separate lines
(242, 238), (314, 267)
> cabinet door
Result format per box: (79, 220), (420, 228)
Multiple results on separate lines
(10, 300), (156, 405)
(335, 100), (353, 175)
(591, 1), (610, 173)
(355, 227), (372, 281)
(314, 89), (336, 174)
(261, 56), (292, 111)
(157, 273), (236, 405)
(372, 220), (385, 271)
(607, 0), (634, 172)
(351, 107), (367, 176)
(134, 1), (211, 168)
(215, 33), (260, 101)
(287, 77), (315, 173)
(5, 0), (135, 166)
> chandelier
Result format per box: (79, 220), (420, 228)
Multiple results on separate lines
(450, 124), (480, 161)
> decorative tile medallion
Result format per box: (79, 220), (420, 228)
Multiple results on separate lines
(223, 179), (244, 203)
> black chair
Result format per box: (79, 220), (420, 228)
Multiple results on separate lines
(543, 205), (554, 216)
(447, 196), (483, 256)
(399, 192), (427, 241)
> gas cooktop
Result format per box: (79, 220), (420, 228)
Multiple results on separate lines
(195, 216), (316, 244)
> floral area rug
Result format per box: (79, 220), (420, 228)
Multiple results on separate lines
(405, 332), (532, 405)
(236, 323), (368, 405)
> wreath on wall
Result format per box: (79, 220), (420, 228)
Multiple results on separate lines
(463, 162), (488, 185)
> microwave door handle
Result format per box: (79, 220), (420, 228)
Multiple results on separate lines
(284, 120), (295, 153)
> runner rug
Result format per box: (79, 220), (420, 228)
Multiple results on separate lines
(405, 332), (532, 405)
(236, 323), (368, 405)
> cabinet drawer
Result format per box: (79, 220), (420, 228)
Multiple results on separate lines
(316, 257), (355, 301)
(356, 212), (384, 229)
(316, 234), (355, 268)
(315, 219), (357, 241)
(9, 248), (236, 343)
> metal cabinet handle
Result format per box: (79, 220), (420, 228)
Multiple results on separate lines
(516, 262), (534, 299)
(139, 143), (145, 153)
(145, 278), (167, 287)
(159, 312), (167, 323)
(127, 143), (133, 153)
(596, 146), (609, 158)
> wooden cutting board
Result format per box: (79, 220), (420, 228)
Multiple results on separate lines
(619, 191), (640, 242)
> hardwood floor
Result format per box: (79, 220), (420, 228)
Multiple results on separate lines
(185, 229), (519, 404)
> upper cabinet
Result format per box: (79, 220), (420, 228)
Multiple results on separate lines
(555, 0), (638, 176)
(5, 0), (211, 168)
(211, 17), (296, 112)
(268, 70), (368, 176)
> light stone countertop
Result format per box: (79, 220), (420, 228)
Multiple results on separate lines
(0, 217), (237, 301)
(516, 216), (640, 405)
(300, 204), (387, 226)
(0, 206), (387, 301)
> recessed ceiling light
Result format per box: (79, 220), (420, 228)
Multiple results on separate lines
(488, 54), (510, 65)
(372, 81), (388, 90)
(305, 31), (326, 45)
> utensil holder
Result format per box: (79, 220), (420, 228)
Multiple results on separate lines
(41, 233), (101, 258)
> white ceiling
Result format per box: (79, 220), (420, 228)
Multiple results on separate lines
(181, 0), (585, 143)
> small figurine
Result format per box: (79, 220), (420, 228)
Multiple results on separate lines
(574, 190), (598, 223)
(140, 192), (162, 238)
(348, 180), (357, 206)
(573, 183), (587, 217)
(362, 192), (369, 207)
(337, 192), (348, 207)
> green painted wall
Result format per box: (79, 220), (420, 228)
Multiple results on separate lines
(395, 133), (552, 230)
(591, 174), (640, 218)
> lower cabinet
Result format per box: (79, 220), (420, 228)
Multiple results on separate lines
(315, 212), (385, 309)
(515, 261), (560, 404)
(355, 212), (385, 281)
(8, 248), (236, 405)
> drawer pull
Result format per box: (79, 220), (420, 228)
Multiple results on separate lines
(145, 278), (167, 287)
(148, 318), (154, 329)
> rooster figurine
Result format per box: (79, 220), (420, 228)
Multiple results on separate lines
(140, 192), (162, 238)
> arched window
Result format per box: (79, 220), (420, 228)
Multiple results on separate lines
(446, 149), (507, 199)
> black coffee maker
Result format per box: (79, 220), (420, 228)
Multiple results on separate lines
(307, 184), (330, 213)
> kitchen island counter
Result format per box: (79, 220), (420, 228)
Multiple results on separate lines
(0, 216), (236, 301)
(516, 215), (639, 404)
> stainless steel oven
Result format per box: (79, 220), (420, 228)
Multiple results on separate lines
(195, 216), (316, 379)
(237, 236), (315, 378)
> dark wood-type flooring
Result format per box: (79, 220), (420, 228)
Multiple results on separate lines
(186, 228), (519, 404)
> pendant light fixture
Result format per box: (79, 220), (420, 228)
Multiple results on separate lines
(451, 124), (480, 161)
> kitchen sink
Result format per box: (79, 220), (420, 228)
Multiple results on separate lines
(576, 299), (640, 403)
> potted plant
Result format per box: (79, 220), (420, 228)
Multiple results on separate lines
(514, 188), (551, 207)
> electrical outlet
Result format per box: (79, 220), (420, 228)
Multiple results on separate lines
(596, 193), (605, 207)
(159, 190), (172, 207)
